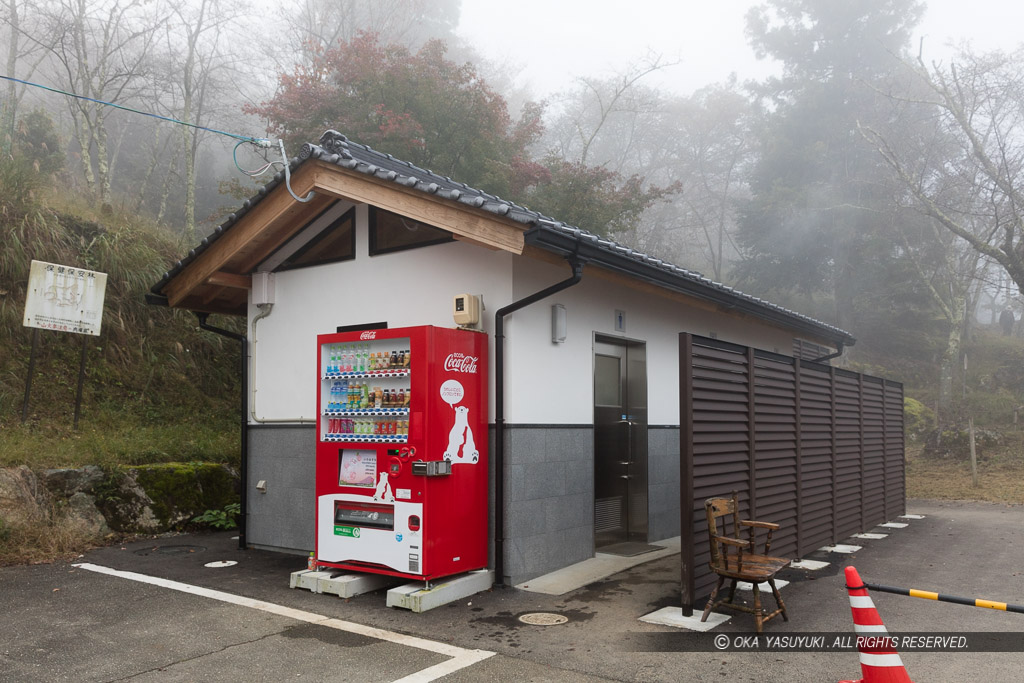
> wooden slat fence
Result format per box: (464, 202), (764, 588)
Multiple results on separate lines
(679, 334), (905, 613)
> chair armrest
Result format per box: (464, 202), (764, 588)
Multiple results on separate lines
(713, 535), (751, 549)
(740, 520), (780, 531)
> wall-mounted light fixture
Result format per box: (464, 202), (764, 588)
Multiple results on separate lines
(552, 304), (567, 343)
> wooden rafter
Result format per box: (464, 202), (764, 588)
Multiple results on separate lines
(162, 164), (319, 308)
(206, 271), (251, 289)
(310, 162), (526, 254)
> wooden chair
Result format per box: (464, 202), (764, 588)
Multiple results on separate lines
(700, 492), (789, 632)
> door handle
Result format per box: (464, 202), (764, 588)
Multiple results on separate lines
(619, 475), (632, 479)
(617, 461), (631, 466)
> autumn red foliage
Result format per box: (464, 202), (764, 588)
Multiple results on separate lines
(247, 32), (677, 236)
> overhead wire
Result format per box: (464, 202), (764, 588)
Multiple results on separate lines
(0, 74), (268, 146)
(0, 73), (316, 203)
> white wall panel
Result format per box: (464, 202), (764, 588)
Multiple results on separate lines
(248, 207), (513, 423)
(247, 207), (820, 427)
(503, 257), (797, 425)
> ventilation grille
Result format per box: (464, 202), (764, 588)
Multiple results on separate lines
(595, 497), (623, 532)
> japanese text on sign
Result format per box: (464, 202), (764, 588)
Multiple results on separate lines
(22, 260), (107, 336)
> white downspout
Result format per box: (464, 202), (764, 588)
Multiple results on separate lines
(249, 302), (314, 424)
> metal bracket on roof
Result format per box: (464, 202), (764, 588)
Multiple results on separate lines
(318, 130), (353, 159)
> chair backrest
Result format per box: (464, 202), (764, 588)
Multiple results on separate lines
(704, 491), (740, 566)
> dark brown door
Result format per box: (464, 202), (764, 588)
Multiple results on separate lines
(593, 337), (648, 548)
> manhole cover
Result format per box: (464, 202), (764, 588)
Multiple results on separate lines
(133, 545), (206, 557)
(204, 560), (237, 568)
(518, 612), (569, 626)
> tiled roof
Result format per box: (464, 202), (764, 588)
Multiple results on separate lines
(150, 130), (854, 347)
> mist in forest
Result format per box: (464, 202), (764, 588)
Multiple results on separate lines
(4, 0), (1024, 409)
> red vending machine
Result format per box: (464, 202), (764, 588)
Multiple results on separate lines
(314, 325), (488, 581)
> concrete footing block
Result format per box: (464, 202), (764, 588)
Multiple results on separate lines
(319, 572), (398, 598)
(386, 569), (494, 613)
(290, 568), (400, 598)
(289, 569), (333, 592)
(639, 607), (730, 631)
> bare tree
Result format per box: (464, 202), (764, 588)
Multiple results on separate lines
(44, 0), (163, 205)
(862, 47), (1024, 298)
(1, 0), (55, 154)
(276, 0), (460, 67)
(164, 0), (247, 240)
(544, 55), (671, 171)
(659, 82), (753, 280)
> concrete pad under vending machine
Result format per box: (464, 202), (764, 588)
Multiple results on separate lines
(289, 569), (335, 592)
(386, 569), (494, 613)
(318, 571), (399, 598)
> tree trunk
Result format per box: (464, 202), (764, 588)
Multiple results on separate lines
(938, 294), (967, 412)
(3, 0), (19, 154)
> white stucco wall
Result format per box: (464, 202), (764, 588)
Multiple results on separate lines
(248, 203), (816, 426)
(502, 256), (798, 425)
(247, 204), (513, 423)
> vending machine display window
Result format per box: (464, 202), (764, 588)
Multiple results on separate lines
(338, 450), (376, 488)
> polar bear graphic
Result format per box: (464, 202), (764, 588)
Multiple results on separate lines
(443, 405), (479, 463)
(372, 471), (394, 502)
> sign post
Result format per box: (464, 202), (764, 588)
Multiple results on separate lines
(21, 260), (107, 427)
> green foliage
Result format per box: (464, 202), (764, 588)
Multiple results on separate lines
(192, 503), (241, 530)
(14, 109), (64, 177)
(903, 397), (935, 440)
(922, 426), (1004, 460)
(0, 157), (241, 468)
(130, 463), (238, 528)
(524, 158), (680, 238)
(0, 156), (44, 211)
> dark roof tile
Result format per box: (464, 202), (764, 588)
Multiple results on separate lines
(148, 129), (854, 346)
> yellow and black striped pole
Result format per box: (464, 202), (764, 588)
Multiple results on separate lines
(864, 582), (1024, 614)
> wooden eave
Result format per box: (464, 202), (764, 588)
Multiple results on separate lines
(160, 160), (530, 315)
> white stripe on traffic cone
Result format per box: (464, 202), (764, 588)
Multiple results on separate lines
(838, 566), (914, 683)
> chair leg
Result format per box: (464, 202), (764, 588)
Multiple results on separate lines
(701, 575), (726, 622)
(727, 578), (738, 605)
(752, 582), (763, 633)
(769, 577), (788, 621)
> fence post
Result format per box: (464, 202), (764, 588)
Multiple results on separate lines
(794, 357), (803, 557)
(882, 379), (889, 520)
(747, 346), (757, 520)
(679, 333), (695, 617)
(830, 366), (838, 544)
(858, 374), (866, 530)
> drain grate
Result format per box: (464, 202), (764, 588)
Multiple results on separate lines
(133, 545), (206, 557)
(518, 612), (569, 626)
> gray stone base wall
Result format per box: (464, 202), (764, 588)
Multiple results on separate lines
(246, 423), (680, 586)
(648, 426), (681, 541)
(247, 424), (316, 554)
(502, 425), (594, 586)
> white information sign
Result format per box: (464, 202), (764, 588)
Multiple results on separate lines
(22, 260), (107, 336)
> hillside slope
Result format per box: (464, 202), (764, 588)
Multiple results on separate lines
(0, 159), (240, 468)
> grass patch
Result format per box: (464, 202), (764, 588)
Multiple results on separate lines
(0, 417), (238, 469)
(906, 443), (1024, 503)
(0, 509), (102, 567)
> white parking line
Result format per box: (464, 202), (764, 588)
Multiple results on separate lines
(73, 563), (494, 681)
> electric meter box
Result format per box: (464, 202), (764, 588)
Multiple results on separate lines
(314, 325), (488, 581)
(452, 293), (481, 326)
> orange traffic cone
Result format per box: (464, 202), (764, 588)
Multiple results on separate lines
(839, 566), (915, 683)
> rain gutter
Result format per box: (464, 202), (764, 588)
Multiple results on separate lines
(493, 256), (585, 585)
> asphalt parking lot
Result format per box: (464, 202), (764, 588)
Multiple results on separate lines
(1, 499), (1022, 682)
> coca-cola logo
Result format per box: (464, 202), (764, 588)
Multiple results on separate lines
(359, 330), (377, 340)
(443, 352), (478, 374)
